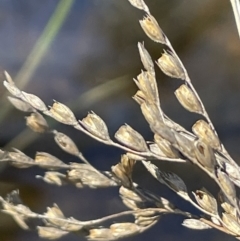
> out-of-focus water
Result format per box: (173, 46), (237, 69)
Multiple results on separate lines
(0, 1), (240, 241)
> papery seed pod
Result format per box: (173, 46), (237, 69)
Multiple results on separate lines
(157, 50), (185, 80)
(175, 84), (203, 114)
(133, 90), (146, 105)
(21, 91), (48, 112)
(8, 149), (34, 168)
(45, 204), (66, 227)
(140, 102), (162, 127)
(174, 132), (196, 160)
(61, 217), (83, 232)
(36, 171), (67, 186)
(121, 155), (136, 176)
(138, 42), (154, 73)
(194, 139), (216, 171)
(115, 124), (148, 152)
(134, 71), (157, 102)
(119, 186), (143, 203)
(110, 223), (140, 237)
(49, 100), (77, 125)
(3, 80), (22, 98)
(111, 163), (132, 188)
(222, 213), (240, 235)
(140, 14), (166, 43)
(135, 215), (159, 227)
(37, 226), (68, 240)
(221, 202), (237, 218)
(193, 188), (218, 214)
(216, 168), (236, 201)
(53, 130), (79, 156)
(26, 112), (49, 133)
(192, 120), (220, 150)
(8, 96), (34, 112)
(151, 121), (176, 144)
(128, 0), (149, 13)
(182, 219), (212, 230)
(154, 134), (179, 158)
(88, 228), (114, 240)
(80, 112), (110, 141)
(67, 165), (116, 188)
(35, 152), (66, 170)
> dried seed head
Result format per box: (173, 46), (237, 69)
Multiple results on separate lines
(8, 149), (34, 168)
(151, 121), (177, 144)
(110, 222), (140, 238)
(35, 152), (66, 170)
(140, 14), (166, 43)
(67, 164), (116, 188)
(22, 91), (48, 112)
(80, 112), (110, 141)
(119, 186), (143, 203)
(216, 168), (236, 201)
(8, 96), (34, 112)
(175, 84), (203, 114)
(174, 132), (196, 160)
(133, 90), (146, 105)
(45, 204), (83, 231)
(154, 134), (179, 158)
(112, 163), (132, 188)
(37, 171), (66, 186)
(138, 42), (154, 73)
(45, 204), (66, 227)
(192, 120), (220, 150)
(88, 228), (114, 240)
(194, 139), (216, 172)
(140, 102), (162, 127)
(193, 188), (218, 214)
(115, 124), (148, 152)
(157, 50), (185, 80)
(221, 202), (237, 218)
(37, 226), (68, 240)
(134, 71), (158, 102)
(49, 100), (77, 125)
(26, 112), (49, 133)
(222, 213), (240, 235)
(53, 130), (80, 156)
(182, 219), (212, 230)
(128, 0), (149, 13)
(135, 214), (160, 227)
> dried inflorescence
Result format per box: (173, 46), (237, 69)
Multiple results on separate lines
(1, 0), (240, 240)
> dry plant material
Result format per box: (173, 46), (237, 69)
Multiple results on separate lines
(1, 0), (240, 240)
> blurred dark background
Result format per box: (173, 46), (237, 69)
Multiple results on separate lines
(0, 0), (240, 240)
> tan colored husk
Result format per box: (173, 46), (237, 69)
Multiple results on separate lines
(192, 120), (220, 150)
(115, 124), (148, 152)
(193, 188), (218, 215)
(175, 84), (203, 114)
(194, 139), (216, 171)
(157, 50), (185, 80)
(140, 14), (166, 43)
(26, 112), (49, 133)
(81, 112), (110, 141)
(49, 100), (77, 125)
